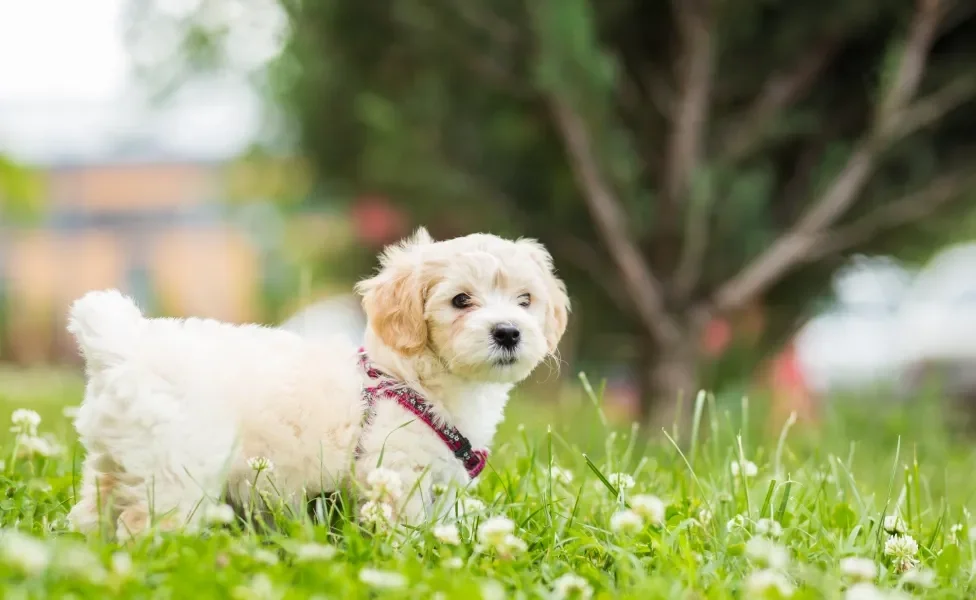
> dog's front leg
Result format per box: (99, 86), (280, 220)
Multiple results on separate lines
(392, 469), (440, 527)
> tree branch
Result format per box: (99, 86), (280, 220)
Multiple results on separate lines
(877, 0), (944, 129)
(642, 66), (676, 121)
(548, 97), (685, 346)
(671, 190), (711, 300)
(717, 34), (842, 164)
(888, 75), (976, 139)
(661, 0), (714, 300)
(807, 168), (976, 259)
(663, 0), (714, 207)
(713, 0), (945, 313)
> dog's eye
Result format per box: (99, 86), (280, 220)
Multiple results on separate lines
(518, 294), (531, 308)
(452, 293), (472, 309)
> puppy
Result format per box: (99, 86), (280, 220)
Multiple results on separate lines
(66, 229), (569, 538)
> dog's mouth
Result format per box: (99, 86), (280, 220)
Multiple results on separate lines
(493, 354), (518, 367)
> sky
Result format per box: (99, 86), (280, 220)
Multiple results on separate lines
(0, 0), (262, 164)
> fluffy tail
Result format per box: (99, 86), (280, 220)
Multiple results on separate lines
(67, 289), (144, 371)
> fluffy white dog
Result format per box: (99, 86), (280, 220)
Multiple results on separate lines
(66, 229), (569, 538)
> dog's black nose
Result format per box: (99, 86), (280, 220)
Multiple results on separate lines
(492, 324), (521, 349)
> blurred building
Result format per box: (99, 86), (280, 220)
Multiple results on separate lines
(0, 158), (260, 363)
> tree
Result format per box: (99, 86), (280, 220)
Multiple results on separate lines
(0, 155), (44, 223)
(131, 0), (976, 421)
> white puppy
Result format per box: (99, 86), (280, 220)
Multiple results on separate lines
(66, 229), (569, 538)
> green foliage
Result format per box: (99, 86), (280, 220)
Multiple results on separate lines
(0, 155), (44, 224)
(4, 373), (976, 596)
(124, 0), (976, 395)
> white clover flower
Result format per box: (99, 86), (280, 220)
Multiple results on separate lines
(360, 501), (394, 528)
(550, 466), (574, 486)
(629, 494), (666, 526)
(459, 496), (486, 515)
(16, 435), (60, 458)
(359, 567), (407, 589)
(252, 549), (279, 566)
(552, 572), (593, 600)
(745, 536), (789, 570)
(727, 513), (748, 532)
(0, 531), (50, 576)
(247, 456), (275, 473)
(844, 582), (887, 600)
(111, 552), (134, 578)
(731, 460), (758, 478)
(756, 518), (783, 538)
(480, 579), (507, 600)
(948, 523), (964, 544)
(607, 472), (635, 490)
(57, 544), (107, 584)
(498, 533), (528, 556)
(477, 516), (515, 546)
(744, 569), (794, 597)
(883, 534), (919, 573)
(366, 467), (403, 502)
(10, 409), (41, 435)
(203, 503), (237, 526)
(443, 556), (464, 569)
(233, 573), (281, 600)
(839, 556), (878, 581)
(294, 542), (337, 562)
(883, 515), (907, 535)
(476, 517), (526, 558)
(697, 508), (713, 526)
(432, 524), (461, 546)
(900, 567), (935, 588)
(610, 509), (644, 534)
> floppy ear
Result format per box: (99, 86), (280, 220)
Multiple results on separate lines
(355, 228), (434, 355)
(519, 239), (570, 353)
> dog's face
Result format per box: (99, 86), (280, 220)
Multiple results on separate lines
(356, 229), (570, 383)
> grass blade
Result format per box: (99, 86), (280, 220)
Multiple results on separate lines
(583, 453), (618, 498)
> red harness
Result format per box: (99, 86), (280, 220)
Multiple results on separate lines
(355, 348), (488, 479)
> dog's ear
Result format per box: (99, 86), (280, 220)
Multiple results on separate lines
(355, 229), (434, 355)
(518, 239), (570, 353)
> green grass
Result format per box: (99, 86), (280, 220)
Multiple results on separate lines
(2, 369), (976, 599)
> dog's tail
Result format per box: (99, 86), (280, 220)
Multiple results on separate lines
(67, 289), (145, 372)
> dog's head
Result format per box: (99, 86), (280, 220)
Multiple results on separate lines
(355, 228), (570, 383)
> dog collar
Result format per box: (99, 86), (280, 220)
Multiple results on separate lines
(355, 348), (489, 479)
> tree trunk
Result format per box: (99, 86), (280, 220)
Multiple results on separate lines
(636, 332), (699, 432)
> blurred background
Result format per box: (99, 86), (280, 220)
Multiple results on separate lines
(2, 0), (976, 432)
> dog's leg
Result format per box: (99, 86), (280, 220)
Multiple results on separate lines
(110, 468), (223, 539)
(391, 469), (437, 527)
(68, 453), (124, 535)
(115, 505), (151, 540)
(114, 492), (209, 540)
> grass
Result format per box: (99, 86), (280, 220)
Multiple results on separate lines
(2, 368), (976, 599)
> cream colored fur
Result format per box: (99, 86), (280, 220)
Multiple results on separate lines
(66, 229), (569, 538)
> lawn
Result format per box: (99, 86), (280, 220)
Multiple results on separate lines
(1, 367), (975, 599)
